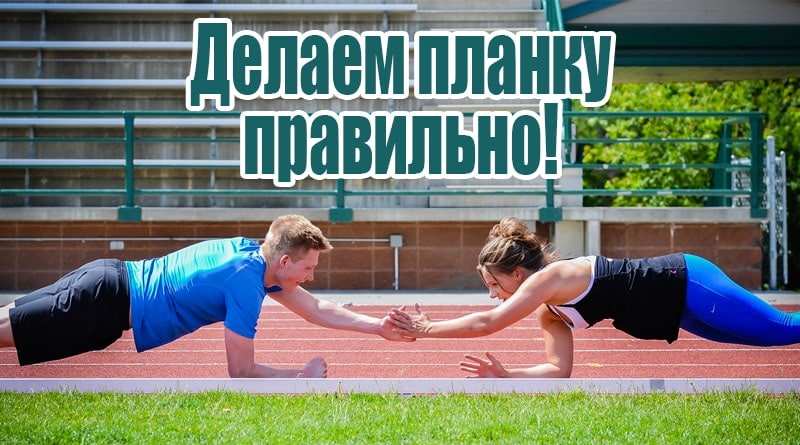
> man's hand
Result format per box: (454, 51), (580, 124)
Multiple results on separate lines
(459, 352), (509, 378)
(387, 303), (431, 337)
(298, 356), (328, 378)
(378, 314), (417, 342)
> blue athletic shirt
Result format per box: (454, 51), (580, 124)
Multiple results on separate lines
(125, 237), (281, 352)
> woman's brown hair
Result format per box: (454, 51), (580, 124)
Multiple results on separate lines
(477, 216), (555, 275)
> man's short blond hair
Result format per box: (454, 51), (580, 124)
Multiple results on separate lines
(260, 214), (333, 259)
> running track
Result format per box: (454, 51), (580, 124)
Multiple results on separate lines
(2, 303), (799, 380)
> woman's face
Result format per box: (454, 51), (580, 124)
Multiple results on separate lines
(477, 266), (522, 302)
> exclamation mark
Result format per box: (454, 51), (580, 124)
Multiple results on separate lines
(541, 100), (563, 179)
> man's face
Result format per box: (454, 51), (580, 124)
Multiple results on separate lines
(275, 249), (320, 291)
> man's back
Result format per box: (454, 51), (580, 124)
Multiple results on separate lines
(126, 237), (267, 352)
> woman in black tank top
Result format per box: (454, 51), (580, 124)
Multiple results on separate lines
(389, 216), (800, 378)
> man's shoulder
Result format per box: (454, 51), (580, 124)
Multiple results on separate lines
(195, 236), (259, 251)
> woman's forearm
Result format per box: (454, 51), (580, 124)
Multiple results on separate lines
(505, 363), (571, 378)
(423, 312), (495, 338)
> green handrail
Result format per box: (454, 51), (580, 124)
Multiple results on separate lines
(542, 0), (565, 32)
(0, 109), (766, 222)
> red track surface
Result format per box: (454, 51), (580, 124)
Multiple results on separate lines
(2, 305), (799, 379)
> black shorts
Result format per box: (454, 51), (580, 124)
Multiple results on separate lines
(10, 259), (131, 365)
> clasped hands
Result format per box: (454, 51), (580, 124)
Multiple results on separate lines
(388, 303), (509, 378)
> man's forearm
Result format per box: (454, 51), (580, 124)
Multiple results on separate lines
(313, 300), (381, 335)
(237, 363), (305, 378)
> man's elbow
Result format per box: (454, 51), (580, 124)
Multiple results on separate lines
(228, 369), (247, 378)
(227, 363), (253, 378)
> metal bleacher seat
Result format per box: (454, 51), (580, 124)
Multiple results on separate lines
(0, 2), (417, 91)
(0, 2), (418, 14)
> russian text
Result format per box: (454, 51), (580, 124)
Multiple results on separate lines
(415, 30), (615, 106)
(240, 103), (563, 187)
(186, 18), (409, 111)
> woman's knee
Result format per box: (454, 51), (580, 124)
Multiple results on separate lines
(0, 302), (17, 347)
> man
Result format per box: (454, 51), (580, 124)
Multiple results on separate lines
(0, 214), (412, 377)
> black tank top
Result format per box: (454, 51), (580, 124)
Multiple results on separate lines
(550, 253), (687, 343)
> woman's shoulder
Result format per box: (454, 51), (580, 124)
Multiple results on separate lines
(541, 255), (595, 279)
(534, 257), (595, 298)
(551, 255), (597, 268)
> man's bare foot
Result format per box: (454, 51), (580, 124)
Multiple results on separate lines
(298, 356), (327, 378)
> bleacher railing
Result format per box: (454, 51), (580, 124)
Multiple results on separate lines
(0, 110), (766, 222)
(542, 0), (565, 32)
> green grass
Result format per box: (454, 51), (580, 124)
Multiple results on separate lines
(1, 390), (799, 444)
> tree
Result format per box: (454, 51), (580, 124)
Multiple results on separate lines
(575, 78), (799, 289)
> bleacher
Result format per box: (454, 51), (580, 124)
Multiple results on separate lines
(0, 0), (555, 211)
(0, 1), (418, 92)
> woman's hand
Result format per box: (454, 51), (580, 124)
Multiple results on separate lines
(459, 352), (509, 378)
(388, 303), (432, 337)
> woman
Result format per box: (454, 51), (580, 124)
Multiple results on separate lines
(389, 216), (800, 378)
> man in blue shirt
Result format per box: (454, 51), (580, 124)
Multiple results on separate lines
(0, 214), (413, 378)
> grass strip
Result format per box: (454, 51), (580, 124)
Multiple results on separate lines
(1, 390), (799, 444)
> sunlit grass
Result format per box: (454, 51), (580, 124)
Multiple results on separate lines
(1, 390), (799, 444)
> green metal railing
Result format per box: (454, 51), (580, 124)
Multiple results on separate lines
(561, 110), (765, 213)
(0, 110), (766, 222)
(542, 0), (565, 32)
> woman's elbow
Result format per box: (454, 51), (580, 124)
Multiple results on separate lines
(472, 316), (502, 337)
(552, 366), (572, 378)
(550, 360), (573, 378)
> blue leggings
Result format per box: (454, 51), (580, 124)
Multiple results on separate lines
(681, 254), (800, 346)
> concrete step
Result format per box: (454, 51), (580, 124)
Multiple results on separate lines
(412, 10), (545, 29)
(417, 0), (541, 11)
